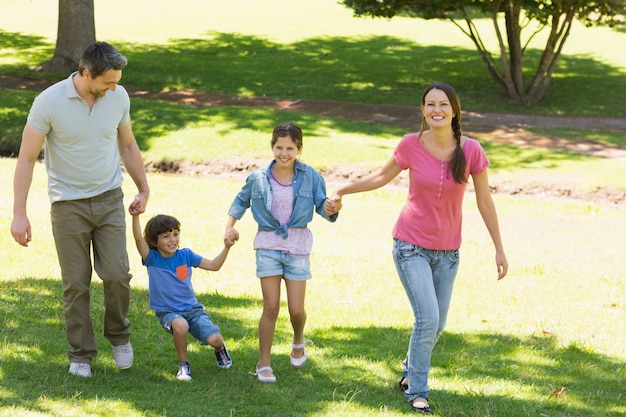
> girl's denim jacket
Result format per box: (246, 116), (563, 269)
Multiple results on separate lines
(228, 160), (338, 238)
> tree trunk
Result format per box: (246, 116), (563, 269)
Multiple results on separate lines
(525, 8), (575, 103)
(504, 2), (525, 100)
(41, 0), (95, 74)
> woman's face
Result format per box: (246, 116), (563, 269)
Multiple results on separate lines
(422, 88), (455, 128)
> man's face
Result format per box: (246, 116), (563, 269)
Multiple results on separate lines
(87, 68), (122, 98)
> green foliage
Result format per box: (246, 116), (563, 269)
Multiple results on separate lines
(341, 0), (625, 102)
(341, 0), (623, 25)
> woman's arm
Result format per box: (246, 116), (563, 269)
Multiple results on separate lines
(333, 155), (402, 199)
(472, 169), (508, 280)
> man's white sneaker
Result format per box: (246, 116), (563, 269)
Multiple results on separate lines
(112, 342), (134, 369)
(69, 362), (92, 377)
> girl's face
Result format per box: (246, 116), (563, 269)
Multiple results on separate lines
(272, 135), (301, 169)
(422, 88), (455, 129)
(155, 229), (180, 258)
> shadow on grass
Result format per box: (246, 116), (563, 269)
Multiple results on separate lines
(2, 28), (625, 116)
(0, 87), (581, 171)
(1, 29), (622, 168)
(130, 97), (592, 172)
(0, 89), (37, 156)
(119, 32), (626, 118)
(1, 278), (624, 416)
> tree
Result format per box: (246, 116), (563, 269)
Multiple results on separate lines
(42, 0), (95, 74)
(341, 0), (623, 103)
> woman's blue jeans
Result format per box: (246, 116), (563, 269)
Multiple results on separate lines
(392, 238), (460, 402)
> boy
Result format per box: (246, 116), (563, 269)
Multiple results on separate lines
(133, 213), (238, 380)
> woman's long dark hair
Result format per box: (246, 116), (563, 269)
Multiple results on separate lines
(419, 82), (467, 184)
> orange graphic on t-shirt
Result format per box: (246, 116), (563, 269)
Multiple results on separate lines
(176, 265), (188, 280)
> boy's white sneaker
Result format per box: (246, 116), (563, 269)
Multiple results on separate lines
(69, 362), (92, 377)
(112, 342), (134, 369)
(177, 361), (192, 381)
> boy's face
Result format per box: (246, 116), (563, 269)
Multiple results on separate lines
(155, 229), (179, 257)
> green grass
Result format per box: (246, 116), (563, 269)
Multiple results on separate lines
(2, 89), (625, 194)
(1, 1), (625, 415)
(526, 127), (626, 148)
(0, 0), (625, 117)
(1, 159), (625, 417)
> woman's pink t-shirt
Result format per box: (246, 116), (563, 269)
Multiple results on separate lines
(392, 133), (489, 250)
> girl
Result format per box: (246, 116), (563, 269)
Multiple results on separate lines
(225, 122), (339, 383)
(327, 82), (508, 413)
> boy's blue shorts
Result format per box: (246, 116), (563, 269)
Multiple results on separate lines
(156, 304), (220, 344)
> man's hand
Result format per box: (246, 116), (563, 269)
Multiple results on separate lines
(128, 193), (148, 216)
(11, 214), (32, 247)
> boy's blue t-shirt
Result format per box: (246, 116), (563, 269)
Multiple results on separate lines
(144, 248), (203, 312)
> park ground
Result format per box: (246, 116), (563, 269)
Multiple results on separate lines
(2, 74), (626, 207)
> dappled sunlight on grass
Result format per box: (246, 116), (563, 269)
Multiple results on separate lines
(1, 0), (625, 414)
(1, 19), (624, 116)
(527, 127), (626, 148)
(1, 162), (625, 415)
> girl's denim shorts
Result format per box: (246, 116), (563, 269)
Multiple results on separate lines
(256, 249), (311, 281)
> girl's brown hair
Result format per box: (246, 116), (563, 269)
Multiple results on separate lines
(272, 122), (303, 149)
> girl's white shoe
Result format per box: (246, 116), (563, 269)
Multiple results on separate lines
(253, 364), (276, 383)
(290, 340), (312, 369)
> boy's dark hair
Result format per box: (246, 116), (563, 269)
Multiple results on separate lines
(143, 214), (180, 249)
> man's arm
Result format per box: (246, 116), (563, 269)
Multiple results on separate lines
(11, 125), (46, 247)
(117, 119), (150, 215)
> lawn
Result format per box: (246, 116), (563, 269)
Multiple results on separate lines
(1, 156), (625, 416)
(0, 0), (624, 117)
(1, 1), (625, 416)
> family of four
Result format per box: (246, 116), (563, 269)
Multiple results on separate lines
(11, 42), (508, 414)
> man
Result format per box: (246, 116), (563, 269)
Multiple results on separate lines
(11, 42), (150, 378)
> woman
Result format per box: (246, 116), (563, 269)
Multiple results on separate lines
(327, 82), (508, 413)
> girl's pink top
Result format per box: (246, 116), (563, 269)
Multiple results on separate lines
(392, 133), (489, 250)
(254, 174), (313, 256)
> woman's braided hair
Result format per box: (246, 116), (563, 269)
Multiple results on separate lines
(418, 82), (467, 184)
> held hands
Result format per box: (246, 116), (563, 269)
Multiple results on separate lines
(224, 228), (239, 247)
(324, 193), (343, 216)
(128, 193), (148, 216)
